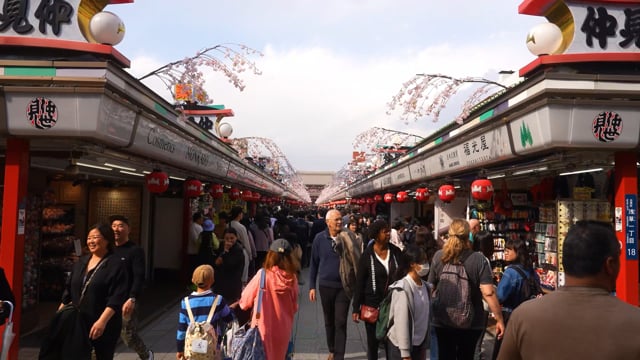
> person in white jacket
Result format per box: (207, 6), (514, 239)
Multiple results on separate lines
(386, 245), (431, 360)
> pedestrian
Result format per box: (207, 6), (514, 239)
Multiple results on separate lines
(236, 238), (300, 360)
(385, 244), (432, 360)
(188, 212), (205, 276)
(428, 218), (504, 360)
(491, 237), (541, 359)
(472, 230), (495, 360)
(468, 219), (481, 242)
(309, 209), (359, 360)
(250, 211), (274, 268)
(176, 264), (234, 360)
(197, 218), (219, 267)
(43, 223), (128, 359)
(110, 215), (154, 360)
(497, 220), (640, 359)
(414, 225), (440, 360)
(347, 216), (365, 253)
(352, 218), (403, 360)
(213, 228), (245, 305)
(229, 206), (253, 286)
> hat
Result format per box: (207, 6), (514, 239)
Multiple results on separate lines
(192, 264), (214, 288)
(270, 239), (292, 254)
(202, 219), (215, 232)
(109, 215), (129, 226)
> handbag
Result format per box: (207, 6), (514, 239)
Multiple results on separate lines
(230, 269), (267, 360)
(360, 304), (379, 324)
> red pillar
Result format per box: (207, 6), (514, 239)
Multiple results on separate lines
(614, 151), (639, 306)
(0, 138), (29, 360)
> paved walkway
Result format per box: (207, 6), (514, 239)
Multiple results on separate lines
(17, 267), (496, 359)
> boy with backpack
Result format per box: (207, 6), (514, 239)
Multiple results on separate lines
(177, 265), (235, 360)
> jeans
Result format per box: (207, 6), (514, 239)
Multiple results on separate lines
(319, 286), (351, 360)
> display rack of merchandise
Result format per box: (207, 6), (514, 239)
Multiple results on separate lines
(23, 195), (43, 309)
(534, 200), (611, 290)
(474, 205), (537, 283)
(39, 205), (77, 301)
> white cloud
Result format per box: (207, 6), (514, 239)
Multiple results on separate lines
(119, 1), (543, 172)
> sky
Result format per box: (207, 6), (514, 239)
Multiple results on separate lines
(111, 0), (544, 173)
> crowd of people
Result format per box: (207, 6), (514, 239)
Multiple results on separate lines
(33, 205), (640, 360)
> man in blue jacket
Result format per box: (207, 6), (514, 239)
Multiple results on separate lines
(309, 209), (350, 360)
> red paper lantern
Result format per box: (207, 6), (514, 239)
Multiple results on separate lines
(384, 193), (395, 203)
(184, 179), (203, 198)
(438, 184), (456, 203)
(415, 188), (430, 202)
(396, 191), (408, 202)
(374, 194), (383, 202)
(210, 184), (224, 199)
(357, 198), (366, 205)
(471, 178), (494, 202)
(145, 170), (169, 194)
(252, 192), (261, 202)
(366, 197), (375, 205)
(229, 187), (241, 201)
(242, 190), (253, 202)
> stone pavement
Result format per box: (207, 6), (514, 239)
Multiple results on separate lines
(17, 266), (496, 359)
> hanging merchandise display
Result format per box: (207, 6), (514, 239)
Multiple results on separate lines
(438, 184), (456, 203)
(384, 193), (395, 203)
(396, 191), (408, 202)
(184, 179), (203, 198)
(210, 184), (224, 199)
(471, 178), (494, 202)
(415, 188), (429, 202)
(145, 169), (169, 194)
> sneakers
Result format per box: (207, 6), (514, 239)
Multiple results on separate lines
(146, 350), (154, 360)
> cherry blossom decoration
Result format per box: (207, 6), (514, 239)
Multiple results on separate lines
(230, 136), (311, 203)
(138, 43), (263, 105)
(387, 74), (509, 125)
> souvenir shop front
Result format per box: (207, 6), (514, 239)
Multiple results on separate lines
(0, 3), (290, 351)
(337, 0), (640, 306)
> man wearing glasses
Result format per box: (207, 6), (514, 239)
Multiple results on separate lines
(309, 209), (355, 360)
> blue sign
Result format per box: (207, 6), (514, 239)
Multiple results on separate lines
(625, 194), (638, 260)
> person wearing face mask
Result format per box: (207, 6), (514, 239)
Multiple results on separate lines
(385, 244), (431, 360)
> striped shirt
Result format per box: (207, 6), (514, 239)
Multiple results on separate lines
(176, 290), (235, 352)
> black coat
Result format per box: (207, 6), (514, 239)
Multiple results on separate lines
(213, 243), (245, 303)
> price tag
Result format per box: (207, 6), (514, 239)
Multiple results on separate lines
(191, 339), (208, 354)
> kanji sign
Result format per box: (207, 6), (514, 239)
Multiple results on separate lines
(26, 97), (58, 129)
(625, 194), (638, 260)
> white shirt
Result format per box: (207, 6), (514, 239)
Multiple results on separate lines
(187, 222), (203, 255)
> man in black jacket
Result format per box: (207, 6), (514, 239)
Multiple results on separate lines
(110, 215), (153, 360)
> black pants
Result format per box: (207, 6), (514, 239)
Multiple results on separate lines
(319, 286), (351, 360)
(435, 326), (483, 360)
(364, 321), (385, 360)
(491, 310), (512, 360)
(92, 315), (122, 360)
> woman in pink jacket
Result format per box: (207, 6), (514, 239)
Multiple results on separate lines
(238, 238), (300, 360)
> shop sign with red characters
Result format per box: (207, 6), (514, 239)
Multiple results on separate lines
(27, 97), (58, 129)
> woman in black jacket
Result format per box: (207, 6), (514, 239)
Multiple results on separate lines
(213, 227), (246, 304)
(351, 219), (404, 360)
(42, 223), (128, 359)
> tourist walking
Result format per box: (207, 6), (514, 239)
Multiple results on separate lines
(428, 219), (504, 360)
(309, 209), (358, 360)
(352, 218), (403, 360)
(497, 221), (640, 360)
(385, 245), (432, 360)
(236, 239), (300, 360)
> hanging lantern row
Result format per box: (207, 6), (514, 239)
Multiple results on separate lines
(344, 179), (492, 205)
